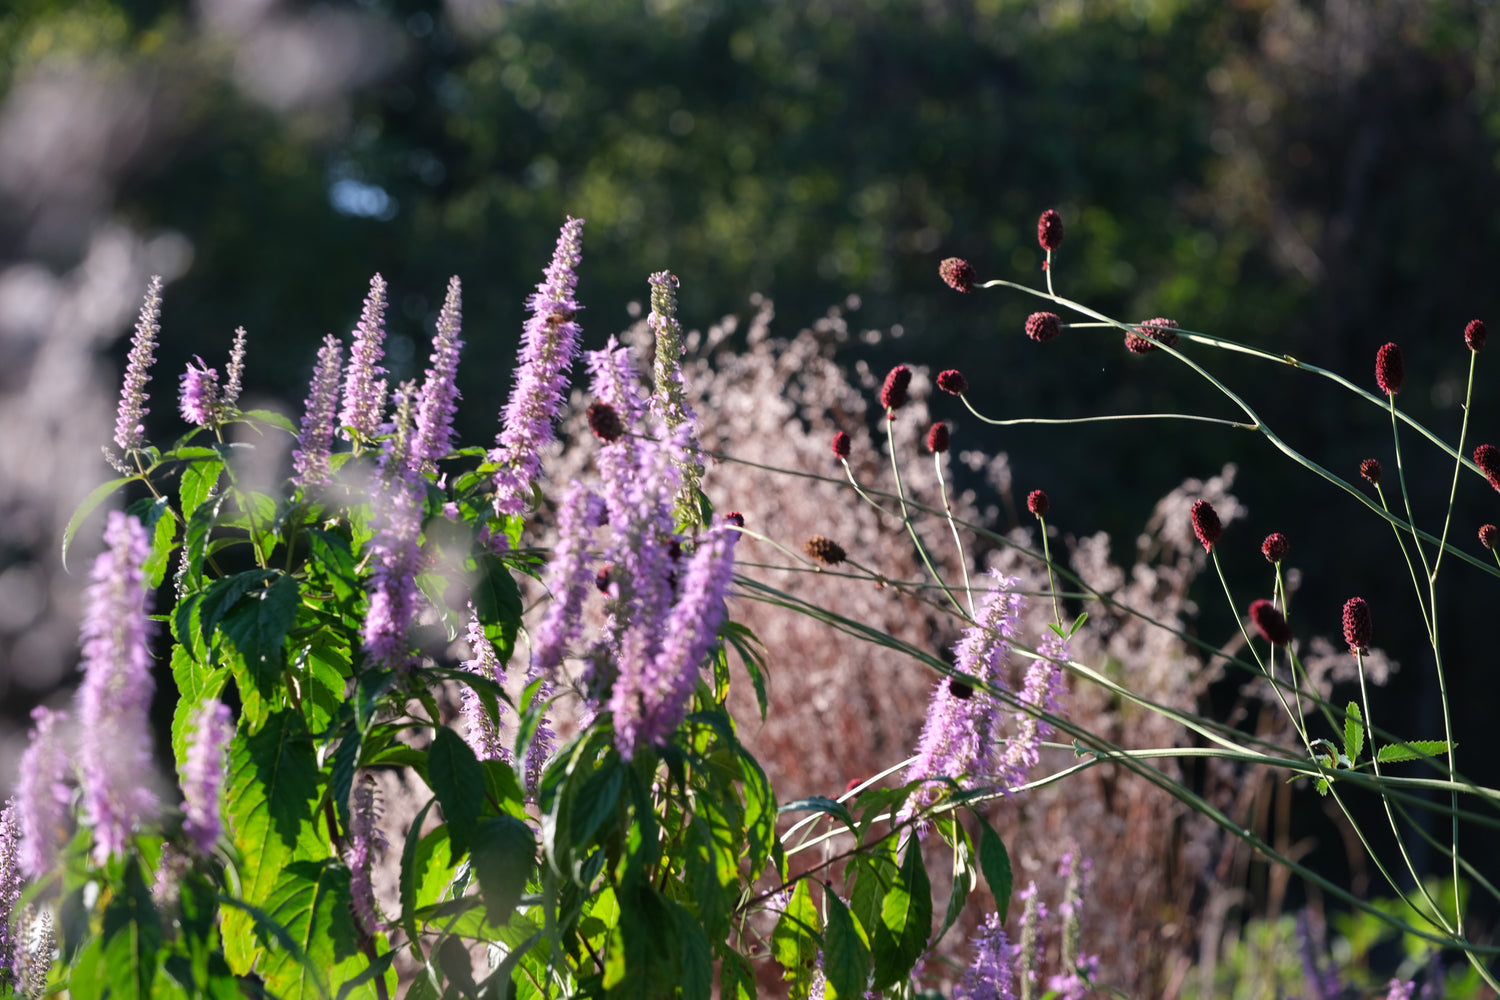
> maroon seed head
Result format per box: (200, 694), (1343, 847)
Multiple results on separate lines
(1479, 523), (1497, 550)
(805, 535), (847, 566)
(948, 678), (974, 700)
(1375, 342), (1404, 395)
(832, 430), (851, 460)
(1025, 311), (1062, 344)
(1027, 489), (1050, 518)
(725, 511), (745, 528)
(1466, 319), (1487, 352)
(880, 365), (912, 412)
(1190, 498), (1222, 552)
(586, 400), (624, 442)
(1125, 317), (1180, 354)
(1037, 209), (1064, 252)
(1359, 458), (1383, 486)
(1342, 597), (1372, 654)
(936, 369), (969, 394)
(1261, 532), (1290, 564)
(939, 257), (979, 294)
(926, 422), (950, 453)
(1474, 443), (1500, 477)
(1248, 599), (1292, 647)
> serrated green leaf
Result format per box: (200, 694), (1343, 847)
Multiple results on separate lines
(428, 727), (486, 859)
(824, 891), (871, 999)
(470, 814), (535, 928)
(779, 796), (856, 835)
(669, 900), (714, 1000)
(398, 797), (438, 949)
(938, 821), (976, 942)
(180, 458), (224, 520)
(100, 856), (162, 999)
(719, 949), (757, 1000)
(170, 644), (227, 774)
(1377, 740), (1453, 763)
(182, 493), (226, 589)
(306, 527), (360, 602)
(569, 754), (625, 849)
(976, 813), (1013, 920)
(870, 838), (931, 989)
(255, 860), (362, 999)
(141, 502), (179, 590)
(62, 475), (134, 570)
(198, 570), (278, 648)
(330, 730), (361, 832)
(770, 878), (820, 986)
(1344, 701), (1365, 765)
(239, 408), (298, 434)
(218, 574), (299, 696)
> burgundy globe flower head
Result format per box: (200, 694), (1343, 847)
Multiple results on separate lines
(936, 369), (968, 394)
(1479, 523), (1497, 550)
(948, 678), (973, 700)
(725, 511), (745, 528)
(1474, 443), (1500, 477)
(1027, 489), (1049, 518)
(1359, 458), (1383, 486)
(939, 257), (978, 293)
(1375, 342), (1404, 394)
(926, 422), (950, 453)
(1261, 532), (1290, 564)
(1124, 317), (1179, 354)
(586, 400), (624, 442)
(1466, 319), (1487, 352)
(880, 365), (912, 411)
(831, 430), (851, 460)
(1248, 599), (1292, 647)
(1342, 597), (1372, 654)
(1190, 498), (1222, 552)
(805, 535), (846, 566)
(1037, 209), (1064, 252)
(1025, 311), (1062, 343)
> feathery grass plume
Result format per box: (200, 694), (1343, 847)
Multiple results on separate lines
(1027, 489), (1049, 517)
(1037, 209), (1064, 251)
(955, 912), (1016, 1000)
(1342, 597), (1372, 654)
(14, 708), (68, 878)
(223, 326), (248, 409)
(1124, 317), (1179, 354)
(345, 774), (387, 935)
(880, 364), (912, 412)
(77, 511), (158, 865)
(114, 275), (164, 452)
(936, 368), (969, 394)
(180, 700), (233, 857)
(1465, 319), (1487, 351)
(1189, 498), (1222, 552)
(340, 274), (390, 443)
(804, 535), (846, 565)
(940, 257), (979, 293)
(1025, 311), (1061, 343)
(1359, 458), (1383, 486)
(460, 610), (512, 764)
(178, 358), (220, 427)
(410, 277), (465, 469)
(610, 525), (739, 760)
(1480, 524), (1498, 550)
(492, 217), (586, 515)
(1262, 532), (1289, 563)
(905, 570), (1024, 809)
(291, 335), (344, 489)
(926, 422), (950, 453)
(362, 382), (425, 671)
(831, 430), (851, 459)
(1249, 599), (1292, 647)
(1375, 342), (1404, 394)
(649, 271), (705, 524)
(0, 801), (22, 981)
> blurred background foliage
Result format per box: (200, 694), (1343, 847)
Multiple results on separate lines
(4, 0), (1500, 954)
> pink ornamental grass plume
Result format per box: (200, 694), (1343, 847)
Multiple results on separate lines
(291, 335), (344, 489)
(410, 277), (465, 469)
(339, 274), (390, 442)
(180, 700), (233, 857)
(114, 275), (163, 453)
(492, 217), (586, 515)
(77, 511), (159, 865)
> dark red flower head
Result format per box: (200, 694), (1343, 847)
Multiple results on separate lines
(1025, 311), (1062, 343)
(1474, 443), (1500, 477)
(1359, 458), (1383, 486)
(725, 511), (746, 528)
(939, 257), (978, 294)
(831, 430), (851, 460)
(1375, 342), (1404, 395)
(1125, 317), (1180, 354)
(1248, 599), (1292, 647)
(586, 400), (624, 442)
(1342, 597), (1372, 654)
(926, 422), (950, 453)
(1190, 499), (1222, 552)
(1037, 209), (1064, 252)
(805, 535), (847, 566)
(1479, 523), (1497, 550)
(948, 678), (974, 700)
(1466, 319), (1487, 352)
(1027, 489), (1050, 518)
(936, 369), (969, 394)
(880, 365), (912, 412)
(595, 564), (613, 593)
(1261, 532), (1289, 563)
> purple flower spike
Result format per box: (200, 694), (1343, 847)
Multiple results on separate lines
(0, 801), (23, 977)
(460, 610), (512, 765)
(529, 483), (605, 680)
(340, 274), (390, 442)
(78, 511), (159, 866)
(492, 217), (586, 515)
(955, 912), (1016, 1000)
(223, 326), (248, 409)
(345, 775), (387, 935)
(292, 335), (345, 489)
(179, 358), (221, 427)
(362, 383), (426, 671)
(180, 700), (233, 857)
(15, 707), (70, 878)
(411, 277), (465, 469)
(999, 630), (1068, 790)
(115, 275), (164, 452)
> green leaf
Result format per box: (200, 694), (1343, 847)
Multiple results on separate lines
(180, 457), (224, 520)
(181, 493), (226, 589)
(1344, 701), (1365, 765)
(669, 900), (714, 1000)
(428, 727), (486, 859)
(470, 815), (535, 928)
(976, 813), (1013, 919)
(170, 644), (227, 773)
(937, 819), (976, 942)
(471, 553), (523, 660)
(1377, 740), (1453, 763)
(569, 754), (625, 849)
(100, 856), (162, 999)
(239, 408), (298, 434)
(770, 878), (820, 987)
(218, 574), (300, 696)
(719, 950), (757, 1000)
(870, 838), (931, 989)
(61, 475), (133, 570)
(255, 860), (368, 999)
(198, 570), (279, 648)
(723, 621), (770, 721)
(398, 798), (439, 949)
(778, 796), (856, 836)
(824, 891), (871, 999)
(330, 729), (361, 831)
(306, 528), (360, 603)
(131, 498), (178, 589)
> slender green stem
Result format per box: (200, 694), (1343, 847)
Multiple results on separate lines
(933, 449), (975, 617)
(1432, 352), (1477, 581)
(884, 414), (966, 618)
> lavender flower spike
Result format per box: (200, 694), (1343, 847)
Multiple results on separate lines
(114, 275), (164, 452)
(460, 609), (512, 764)
(340, 274), (390, 443)
(223, 326), (248, 409)
(648, 271), (705, 524)
(179, 357), (221, 428)
(292, 335), (345, 489)
(610, 524), (739, 760)
(78, 511), (159, 865)
(998, 630), (1068, 791)
(492, 217), (586, 515)
(180, 700), (233, 856)
(410, 276), (464, 469)
(345, 774), (388, 935)
(362, 383), (425, 670)
(0, 801), (23, 980)
(15, 707), (70, 878)
(954, 912), (1015, 1000)
(528, 482), (605, 679)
